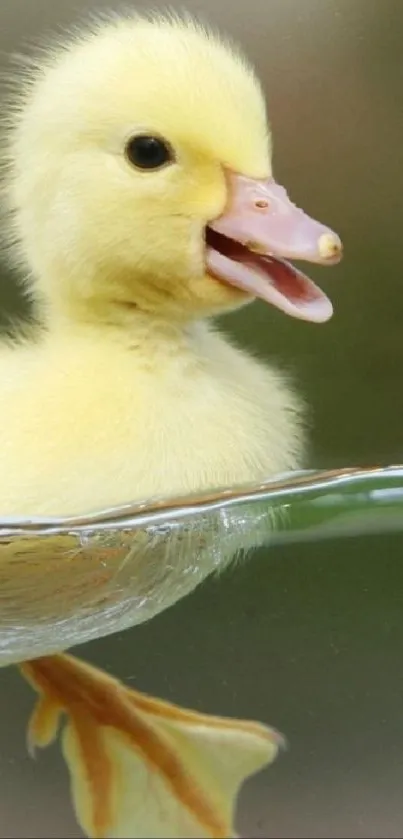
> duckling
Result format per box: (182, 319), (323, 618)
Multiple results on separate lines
(0, 12), (341, 519)
(0, 12), (343, 838)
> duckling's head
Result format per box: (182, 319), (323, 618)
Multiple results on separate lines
(5, 13), (342, 327)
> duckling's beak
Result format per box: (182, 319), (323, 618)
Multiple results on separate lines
(205, 172), (343, 323)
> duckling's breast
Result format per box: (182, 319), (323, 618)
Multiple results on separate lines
(0, 326), (304, 517)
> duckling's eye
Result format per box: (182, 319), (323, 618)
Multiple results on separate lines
(125, 135), (174, 170)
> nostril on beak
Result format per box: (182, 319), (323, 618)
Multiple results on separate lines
(254, 198), (269, 210)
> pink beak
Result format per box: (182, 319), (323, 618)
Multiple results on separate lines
(206, 172), (343, 323)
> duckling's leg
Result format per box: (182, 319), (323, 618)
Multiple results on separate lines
(18, 653), (283, 839)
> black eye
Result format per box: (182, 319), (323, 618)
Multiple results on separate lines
(125, 135), (174, 170)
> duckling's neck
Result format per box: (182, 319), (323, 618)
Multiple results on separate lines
(40, 292), (204, 355)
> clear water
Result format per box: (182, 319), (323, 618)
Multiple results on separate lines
(0, 1), (402, 837)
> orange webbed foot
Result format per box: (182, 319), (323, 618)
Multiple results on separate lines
(19, 653), (283, 838)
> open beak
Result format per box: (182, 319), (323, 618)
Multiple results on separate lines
(205, 172), (343, 323)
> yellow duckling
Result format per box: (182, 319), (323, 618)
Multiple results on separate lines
(0, 12), (342, 838)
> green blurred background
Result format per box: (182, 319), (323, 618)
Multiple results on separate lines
(0, 1), (403, 836)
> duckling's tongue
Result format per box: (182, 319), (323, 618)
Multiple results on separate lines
(206, 173), (342, 323)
